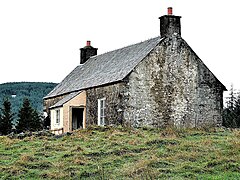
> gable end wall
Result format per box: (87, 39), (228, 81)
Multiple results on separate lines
(123, 36), (224, 128)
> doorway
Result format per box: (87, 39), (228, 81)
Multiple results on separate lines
(72, 108), (84, 130)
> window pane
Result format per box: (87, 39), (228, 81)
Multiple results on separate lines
(102, 109), (105, 117)
(103, 100), (105, 108)
(100, 117), (104, 125)
(98, 98), (106, 126)
(56, 110), (60, 124)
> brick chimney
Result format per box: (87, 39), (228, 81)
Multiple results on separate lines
(80, 41), (98, 64)
(159, 7), (181, 37)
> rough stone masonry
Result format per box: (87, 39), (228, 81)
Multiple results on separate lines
(85, 9), (226, 128)
(122, 35), (224, 128)
(44, 7), (226, 132)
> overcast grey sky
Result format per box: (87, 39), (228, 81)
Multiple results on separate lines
(0, 0), (239, 94)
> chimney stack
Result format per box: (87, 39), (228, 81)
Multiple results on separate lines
(80, 41), (98, 64)
(159, 7), (181, 37)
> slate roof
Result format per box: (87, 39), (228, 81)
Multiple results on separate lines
(45, 36), (163, 99)
(50, 91), (81, 109)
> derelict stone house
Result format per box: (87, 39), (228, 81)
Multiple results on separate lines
(44, 8), (226, 134)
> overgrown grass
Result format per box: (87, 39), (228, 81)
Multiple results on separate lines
(0, 126), (240, 179)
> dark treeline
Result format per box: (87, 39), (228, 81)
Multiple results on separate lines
(0, 98), (43, 135)
(223, 85), (240, 128)
(0, 82), (57, 135)
(0, 82), (57, 123)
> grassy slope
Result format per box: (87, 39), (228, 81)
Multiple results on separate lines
(0, 126), (240, 179)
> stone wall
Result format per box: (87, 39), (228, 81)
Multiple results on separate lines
(43, 94), (66, 115)
(45, 36), (224, 129)
(196, 62), (224, 126)
(123, 35), (224, 128)
(86, 83), (125, 126)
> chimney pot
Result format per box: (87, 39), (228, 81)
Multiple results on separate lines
(80, 41), (98, 64)
(86, 40), (91, 46)
(168, 7), (173, 15)
(159, 8), (181, 37)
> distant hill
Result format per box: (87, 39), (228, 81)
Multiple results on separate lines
(0, 82), (57, 122)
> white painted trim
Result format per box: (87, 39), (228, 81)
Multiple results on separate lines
(55, 109), (60, 125)
(98, 99), (101, 125)
(98, 98), (106, 126)
(50, 107), (63, 134)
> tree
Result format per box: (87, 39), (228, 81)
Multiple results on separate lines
(16, 98), (43, 132)
(223, 85), (240, 128)
(234, 92), (240, 127)
(0, 98), (13, 135)
(31, 109), (43, 131)
(225, 85), (236, 110)
(223, 108), (237, 128)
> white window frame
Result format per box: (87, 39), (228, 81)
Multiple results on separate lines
(55, 109), (60, 125)
(98, 98), (106, 126)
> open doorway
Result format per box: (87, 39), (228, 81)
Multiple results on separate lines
(72, 108), (84, 130)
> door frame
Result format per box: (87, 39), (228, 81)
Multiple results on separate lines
(69, 106), (86, 131)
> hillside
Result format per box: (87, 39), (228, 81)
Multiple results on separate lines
(0, 82), (57, 121)
(0, 127), (240, 179)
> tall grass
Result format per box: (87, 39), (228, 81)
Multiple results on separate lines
(0, 126), (240, 179)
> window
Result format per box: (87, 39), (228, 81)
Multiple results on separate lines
(98, 98), (106, 126)
(56, 109), (60, 124)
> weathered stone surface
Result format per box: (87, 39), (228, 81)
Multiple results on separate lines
(43, 10), (226, 132)
(122, 35), (224, 128)
(160, 15), (181, 37)
(43, 94), (66, 115)
(86, 83), (124, 126)
(44, 34), (225, 130)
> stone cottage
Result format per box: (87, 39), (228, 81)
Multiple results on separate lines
(44, 8), (226, 134)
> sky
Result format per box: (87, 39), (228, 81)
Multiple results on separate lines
(0, 0), (239, 95)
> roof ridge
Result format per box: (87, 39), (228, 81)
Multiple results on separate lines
(89, 36), (160, 60)
(45, 36), (163, 99)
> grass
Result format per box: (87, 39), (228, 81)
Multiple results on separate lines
(0, 126), (240, 179)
